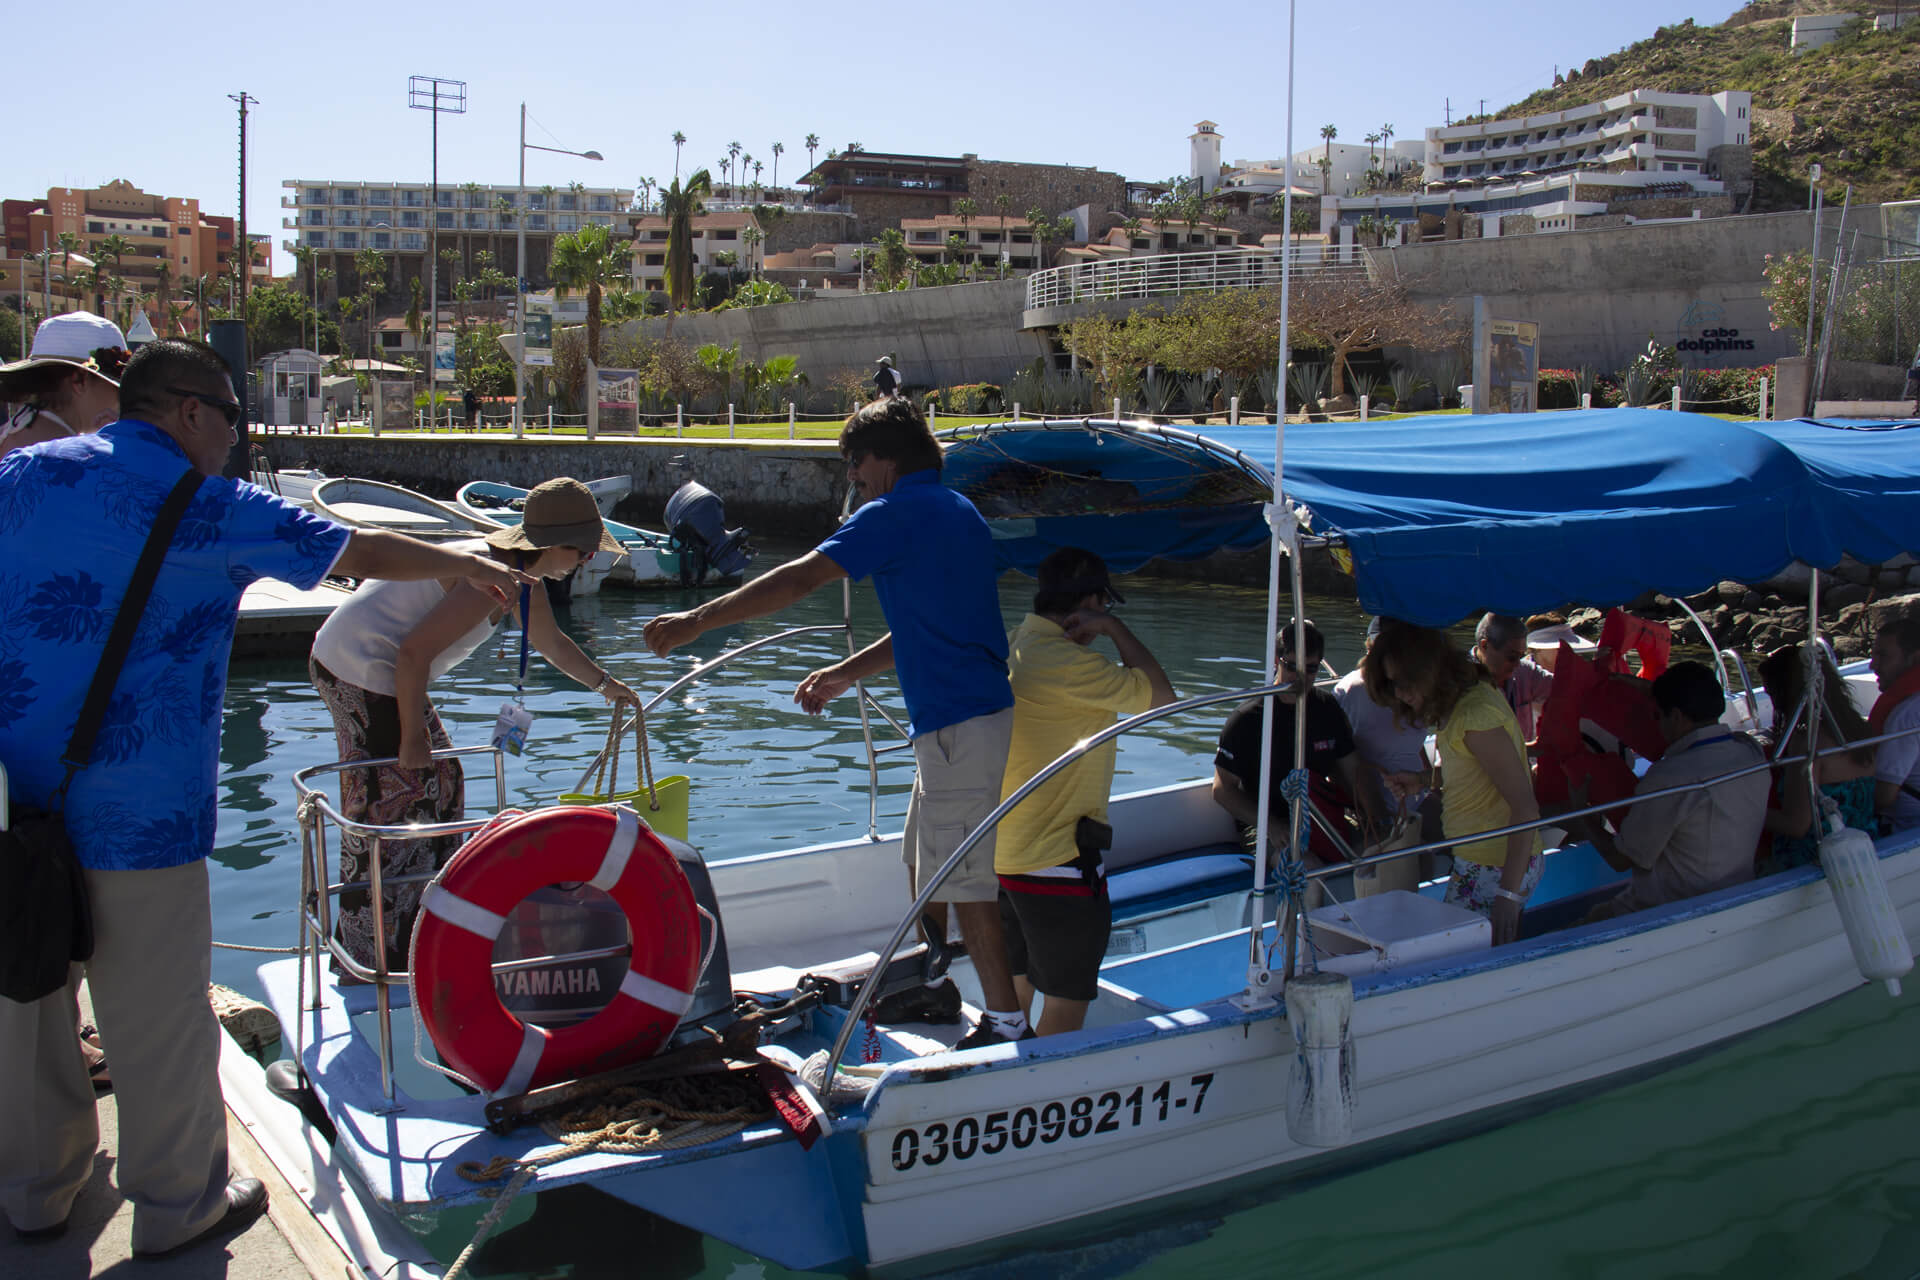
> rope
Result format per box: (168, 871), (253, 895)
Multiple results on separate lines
(211, 940), (301, 954)
(440, 1075), (770, 1280)
(1270, 769), (1321, 975)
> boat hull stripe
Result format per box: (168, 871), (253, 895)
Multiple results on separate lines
(421, 884), (507, 941)
(499, 1023), (546, 1097)
(619, 968), (695, 1017)
(590, 808), (641, 892)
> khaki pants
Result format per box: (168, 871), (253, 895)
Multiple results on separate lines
(0, 861), (230, 1251)
(903, 708), (1015, 904)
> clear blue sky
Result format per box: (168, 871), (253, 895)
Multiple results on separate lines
(13, 0), (1748, 275)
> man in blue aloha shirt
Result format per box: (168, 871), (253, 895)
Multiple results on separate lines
(0, 340), (524, 1259)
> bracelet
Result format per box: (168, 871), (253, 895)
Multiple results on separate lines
(590, 671), (611, 694)
(1491, 885), (1529, 905)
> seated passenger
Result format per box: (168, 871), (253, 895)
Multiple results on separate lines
(1757, 644), (1877, 875)
(1523, 614), (1598, 674)
(1364, 620), (1540, 945)
(998, 549), (1174, 1037)
(1333, 617), (1441, 846)
(1870, 619), (1920, 836)
(1570, 661), (1769, 920)
(1213, 620), (1382, 882)
(1475, 612), (1553, 742)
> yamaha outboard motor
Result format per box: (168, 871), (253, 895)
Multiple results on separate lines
(664, 480), (754, 586)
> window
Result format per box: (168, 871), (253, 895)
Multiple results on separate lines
(591, 195), (613, 211)
(400, 211), (422, 228)
(559, 194), (577, 210)
(337, 232), (358, 249)
(526, 214), (544, 230)
(337, 211), (359, 227)
(337, 189), (360, 205)
(436, 212), (454, 229)
(305, 211), (325, 225)
(1465, 139), (1484, 151)
(307, 187), (328, 203)
(466, 213), (485, 229)
(381, 332), (401, 348)
(303, 232), (327, 247)
(1443, 141), (1462, 154)
(644, 253), (664, 266)
(556, 215), (579, 232)
(372, 232), (392, 249)
(401, 190), (424, 206)
(648, 229), (668, 241)
(436, 191), (454, 207)
(368, 190), (392, 206)
(1443, 165), (1461, 179)
(87, 221), (105, 233)
(713, 229), (737, 240)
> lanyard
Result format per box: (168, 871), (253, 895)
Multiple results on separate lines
(514, 553), (531, 702)
(1678, 732), (1734, 755)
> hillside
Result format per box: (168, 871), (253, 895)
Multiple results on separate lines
(1479, 4), (1919, 210)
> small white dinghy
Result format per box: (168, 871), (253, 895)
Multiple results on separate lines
(313, 477), (501, 543)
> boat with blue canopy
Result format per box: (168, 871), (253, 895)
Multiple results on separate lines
(239, 405), (1920, 1275)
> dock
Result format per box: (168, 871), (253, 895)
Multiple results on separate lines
(235, 579), (351, 659)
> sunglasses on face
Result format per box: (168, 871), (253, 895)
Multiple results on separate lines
(168, 386), (242, 428)
(845, 450), (870, 470)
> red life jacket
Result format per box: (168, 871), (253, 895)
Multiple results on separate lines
(1533, 609), (1671, 816)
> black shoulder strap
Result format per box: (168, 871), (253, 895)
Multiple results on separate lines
(59, 469), (203, 778)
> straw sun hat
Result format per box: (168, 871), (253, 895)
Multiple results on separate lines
(482, 478), (623, 555)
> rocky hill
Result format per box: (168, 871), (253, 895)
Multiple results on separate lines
(1479, 4), (1919, 211)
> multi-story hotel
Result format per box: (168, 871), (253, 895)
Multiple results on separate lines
(1423, 89), (1751, 184)
(2, 179), (268, 324)
(627, 211), (762, 291)
(280, 178), (629, 305)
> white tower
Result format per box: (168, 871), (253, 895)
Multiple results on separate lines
(1189, 121), (1222, 193)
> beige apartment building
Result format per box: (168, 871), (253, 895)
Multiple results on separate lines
(627, 211), (762, 291)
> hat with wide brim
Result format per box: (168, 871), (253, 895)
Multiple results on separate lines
(0, 312), (128, 394)
(483, 478), (624, 555)
(1527, 623), (1598, 652)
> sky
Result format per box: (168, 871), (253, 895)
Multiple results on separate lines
(10, 0), (1751, 276)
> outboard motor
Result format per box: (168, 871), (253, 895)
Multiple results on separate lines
(664, 480), (754, 586)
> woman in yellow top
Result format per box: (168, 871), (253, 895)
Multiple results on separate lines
(1362, 620), (1542, 945)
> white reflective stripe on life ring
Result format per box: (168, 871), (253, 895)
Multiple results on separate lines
(589, 807), (642, 893)
(421, 883), (508, 941)
(618, 968), (696, 1019)
(498, 1022), (547, 1098)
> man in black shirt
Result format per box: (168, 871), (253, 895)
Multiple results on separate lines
(1212, 619), (1379, 870)
(873, 354), (902, 399)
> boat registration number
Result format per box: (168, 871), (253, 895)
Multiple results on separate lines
(882, 1073), (1215, 1174)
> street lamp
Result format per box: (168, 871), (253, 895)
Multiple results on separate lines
(516, 102), (602, 437)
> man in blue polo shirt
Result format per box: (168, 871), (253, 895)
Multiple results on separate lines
(644, 396), (1026, 1048)
(0, 340), (525, 1258)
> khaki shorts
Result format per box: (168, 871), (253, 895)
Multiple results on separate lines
(902, 708), (1014, 904)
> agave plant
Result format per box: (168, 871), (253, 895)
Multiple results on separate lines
(1676, 366), (1709, 411)
(1286, 362), (1330, 411)
(1251, 368), (1281, 416)
(1348, 372), (1384, 408)
(1388, 365), (1429, 406)
(1573, 365), (1600, 405)
(1619, 359), (1657, 407)
(1142, 368), (1180, 418)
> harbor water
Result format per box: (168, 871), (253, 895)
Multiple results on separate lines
(205, 564), (1920, 1279)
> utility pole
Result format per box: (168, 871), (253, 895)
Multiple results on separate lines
(229, 93), (257, 313)
(1445, 97), (1451, 127)
(409, 76), (466, 420)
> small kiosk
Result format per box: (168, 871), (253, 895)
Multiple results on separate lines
(257, 349), (325, 430)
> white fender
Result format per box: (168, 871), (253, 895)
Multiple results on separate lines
(1285, 969), (1355, 1147)
(1817, 803), (1914, 997)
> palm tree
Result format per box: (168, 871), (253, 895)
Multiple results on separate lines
(728, 141), (742, 190)
(1365, 131), (1380, 166)
(770, 142), (784, 197)
(166, 301), (188, 337)
(406, 276), (425, 354)
(993, 193), (1012, 276)
(752, 160), (763, 201)
(804, 133), (820, 191)
(356, 247), (388, 370)
(56, 231), (81, 302)
(549, 221), (626, 364)
(637, 176), (655, 214)
(659, 168), (712, 332)
(672, 130), (686, 181)
(953, 198), (978, 280)
(741, 224), (764, 279)
(846, 141), (865, 154)
(1320, 124), (1338, 194)
(1380, 123), (1396, 180)
(154, 261), (173, 336)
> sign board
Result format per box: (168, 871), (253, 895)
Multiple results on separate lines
(1485, 318), (1539, 414)
(595, 366), (639, 436)
(374, 380), (414, 434)
(524, 293), (554, 368)
(433, 331), (457, 383)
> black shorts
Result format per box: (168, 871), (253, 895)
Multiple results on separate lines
(998, 877), (1111, 1003)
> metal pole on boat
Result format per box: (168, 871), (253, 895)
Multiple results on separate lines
(1804, 165), (1822, 358)
(1239, 0), (1299, 1011)
(369, 831), (398, 1101)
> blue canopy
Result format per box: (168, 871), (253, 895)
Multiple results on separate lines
(941, 411), (1920, 629)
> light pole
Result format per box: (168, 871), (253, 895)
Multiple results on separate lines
(1805, 161), (1823, 358)
(410, 76), (466, 422)
(515, 102), (602, 437)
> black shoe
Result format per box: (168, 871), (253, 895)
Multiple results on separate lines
(14, 1217), (69, 1243)
(870, 978), (962, 1025)
(133, 1178), (268, 1260)
(953, 1020), (1038, 1051)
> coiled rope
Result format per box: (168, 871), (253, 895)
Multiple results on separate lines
(440, 1075), (770, 1280)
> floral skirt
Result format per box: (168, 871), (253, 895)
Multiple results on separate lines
(1443, 852), (1543, 918)
(310, 658), (464, 972)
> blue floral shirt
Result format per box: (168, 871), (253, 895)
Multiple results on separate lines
(0, 419), (350, 870)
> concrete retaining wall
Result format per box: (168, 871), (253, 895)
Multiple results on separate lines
(611, 277), (1041, 396)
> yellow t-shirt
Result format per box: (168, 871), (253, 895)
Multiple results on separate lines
(997, 614), (1154, 875)
(1436, 681), (1542, 868)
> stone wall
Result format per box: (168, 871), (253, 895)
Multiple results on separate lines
(761, 210), (855, 256)
(965, 160), (1128, 221)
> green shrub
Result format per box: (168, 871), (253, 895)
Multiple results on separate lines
(925, 382), (1003, 415)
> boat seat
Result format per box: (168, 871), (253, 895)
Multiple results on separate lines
(1108, 843), (1252, 917)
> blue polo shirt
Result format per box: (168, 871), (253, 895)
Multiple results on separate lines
(816, 468), (1010, 737)
(0, 419), (351, 870)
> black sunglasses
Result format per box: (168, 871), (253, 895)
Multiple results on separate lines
(168, 386), (242, 428)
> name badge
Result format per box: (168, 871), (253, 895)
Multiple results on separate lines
(491, 702), (534, 755)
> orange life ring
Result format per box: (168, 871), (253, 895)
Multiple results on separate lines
(411, 805), (701, 1096)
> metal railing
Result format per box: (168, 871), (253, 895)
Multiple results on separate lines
(1023, 249), (1369, 312)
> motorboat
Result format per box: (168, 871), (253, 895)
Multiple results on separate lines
(249, 466), (327, 510)
(453, 480), (681, 590)
(313, 477), (501, 543)
(584, 474), (632, 518)
(243, 408), (1920, 1275)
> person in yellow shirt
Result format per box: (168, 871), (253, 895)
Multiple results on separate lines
(1362, 620), (1542, 945)
(997, 549), (1175, 1036)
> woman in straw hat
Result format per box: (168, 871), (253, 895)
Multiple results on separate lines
(308, 477), (641, 971)
(0, 312), (130, 454)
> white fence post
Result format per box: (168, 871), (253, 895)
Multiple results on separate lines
(1229, 395), (1240, 426)
(930, 404), (937, 430)
(1112, 398), (1121, 421)
(1012, 402), (1021, 422)
(727, 403), (735, 439)
(1758, 376), (1770, 420)
(546, 405), (553, 433)
(1671, 386), (1681, 413)
(788, 402), (796, 439)
(1360, 394), (1370, 421)
(1582, 392), (1592, 410)
(676, 403), (684, 437)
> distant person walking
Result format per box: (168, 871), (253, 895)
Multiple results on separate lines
(873, 354), (902, 399)
(1905, 339), (1920, 416)
(462, 385), (479, 428)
